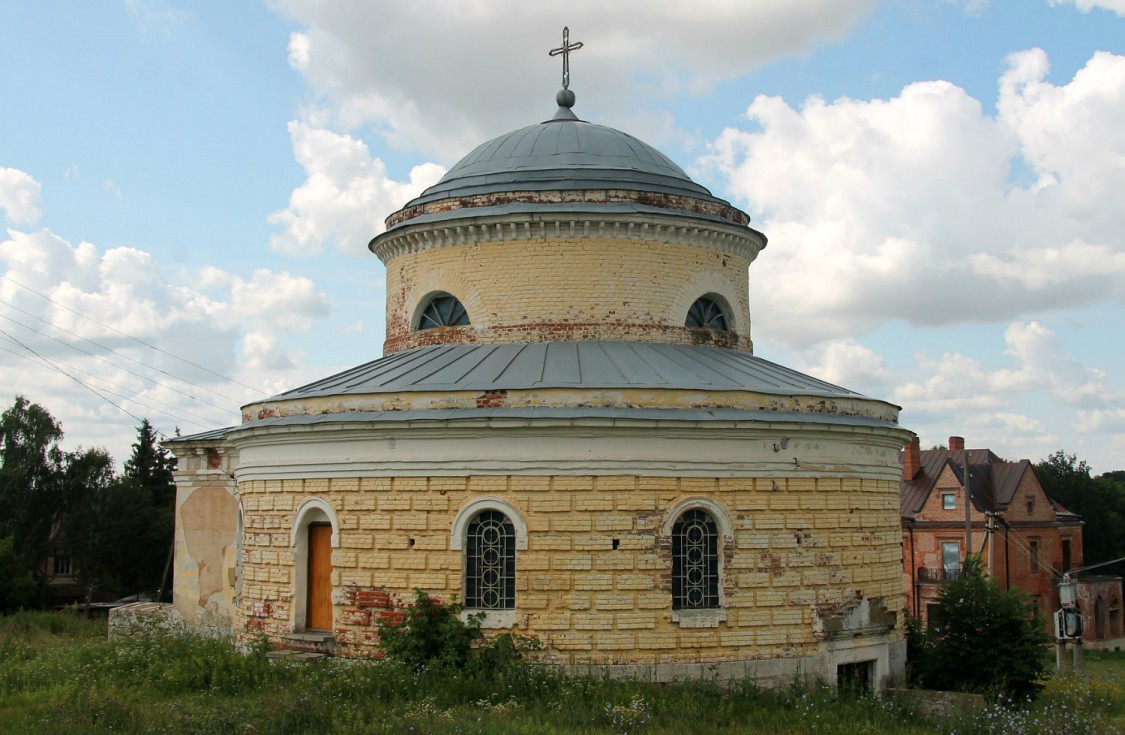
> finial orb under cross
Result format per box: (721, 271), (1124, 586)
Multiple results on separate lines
(549, 26), (583, 92)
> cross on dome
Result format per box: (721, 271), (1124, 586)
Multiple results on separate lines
(548, 26), (583, 91)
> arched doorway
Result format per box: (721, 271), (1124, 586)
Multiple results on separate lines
(306, 523), (333, 630)
(290, 499), (339, 632)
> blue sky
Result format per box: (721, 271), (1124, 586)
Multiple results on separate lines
(1, 1), (1123, 473)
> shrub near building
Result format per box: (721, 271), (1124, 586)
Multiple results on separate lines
(908, 555), (1047, 698)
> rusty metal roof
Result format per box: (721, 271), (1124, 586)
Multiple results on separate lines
(266, 341), (879, 402)
(900, 448), (1049, 519)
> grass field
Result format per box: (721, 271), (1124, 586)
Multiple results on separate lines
(0, 612), (1121, 734)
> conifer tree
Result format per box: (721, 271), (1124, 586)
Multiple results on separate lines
(123, 419), (177, 508)
(116, 419), (177, 595)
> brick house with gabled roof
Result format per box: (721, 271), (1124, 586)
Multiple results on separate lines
(900, 435), (1084, 634)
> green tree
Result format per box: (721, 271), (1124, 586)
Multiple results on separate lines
(0, 534), (36, 612)
(122, 419), (176, 508)
(65, 420), (178, 599)
(118, 419), (177, 596)
(1035, 450), (1125, 569)
(910, 556), (1047, 698)
(58, 447), (119, 600)
(0, 396), (66, 600)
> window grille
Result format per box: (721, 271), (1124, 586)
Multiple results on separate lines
(418, 294), (469, 329)
(672, 509), (719, 609)
(685, 297), (729, 331)
(464, 510), (515, 609)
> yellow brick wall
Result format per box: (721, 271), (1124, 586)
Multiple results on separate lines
(383, 237), (752, 354)
(238, 474), (904, 662)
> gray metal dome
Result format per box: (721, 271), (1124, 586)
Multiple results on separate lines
(403, 107), (724, 207)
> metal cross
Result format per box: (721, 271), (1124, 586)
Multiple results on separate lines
(548, 26), (583, 90)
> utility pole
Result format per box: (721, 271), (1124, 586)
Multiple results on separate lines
(986, 512), (995, 577)
(963, 454), (972, 555)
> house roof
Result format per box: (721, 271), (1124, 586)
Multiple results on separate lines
(900, 448), (1044, 520)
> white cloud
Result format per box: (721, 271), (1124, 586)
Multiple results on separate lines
(0, 168), (42, 225)
(799, 339), (893, 396)
(1049, 0), (1125, 15)
(268, 121), (445, 256)
(0, 224), (332, 459)
(701, 49), (1125, 348)
(893, 321), (1114, 411)
(243, 332), (295, 371)
(270, 0), (877, 160)
(890, 319), (1124, 466)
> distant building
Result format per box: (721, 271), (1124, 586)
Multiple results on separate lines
(901, 435), (1122, 644)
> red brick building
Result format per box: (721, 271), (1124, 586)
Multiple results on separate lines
(900, 436), (1084, 634)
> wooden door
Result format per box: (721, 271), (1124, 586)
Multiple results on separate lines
(307, 523), (333, 631)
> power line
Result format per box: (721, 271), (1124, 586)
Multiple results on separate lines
(0, 274), (269, 397)
(0, 310), (236, 412)
(0, 296), (247, 407)
(0, 325), (151, 430)
(0, 340), (217, 431)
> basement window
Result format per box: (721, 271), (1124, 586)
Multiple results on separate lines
(837, 660), (874, 694)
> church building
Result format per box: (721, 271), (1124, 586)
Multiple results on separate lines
(168, 38), (912, 689)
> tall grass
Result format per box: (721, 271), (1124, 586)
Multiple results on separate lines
(0, 612), (1122, 734)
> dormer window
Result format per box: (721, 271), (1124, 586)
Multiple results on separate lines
(417, 293), (469, 330)
(686, 296), (730, 331)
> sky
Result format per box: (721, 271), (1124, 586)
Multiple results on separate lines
(1, 0), (1123, 474)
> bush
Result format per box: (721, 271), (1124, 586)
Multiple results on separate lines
(376, 589), (483, 670)
(909, 555), (1047, 698)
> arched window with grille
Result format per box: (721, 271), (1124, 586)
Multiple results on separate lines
(671, 508), (720, 610)
(685, 296), (730, 331)
(417, 292), (470, 330)
(464, 510), (516, 610)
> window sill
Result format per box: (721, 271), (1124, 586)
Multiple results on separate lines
(462, 609), (515, 629)
(672, 609), (726, 628)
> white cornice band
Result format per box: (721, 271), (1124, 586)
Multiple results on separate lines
(372, 211), (767, 264)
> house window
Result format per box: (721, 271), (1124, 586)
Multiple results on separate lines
(1062, 539), (1072, 572)
(1030, 539), (1040, 574)
(941, 541), (960, 578)
(672, 509), (720, 610)
(53, 554), (73, 576)
(685, 296), (730, 331)
(464, 510), (515, 610)
(1025, 494), (1035, 515)
(942, 493), (955, 510)
(926, 603), (945, 630)
(417, 293), (469, 330)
